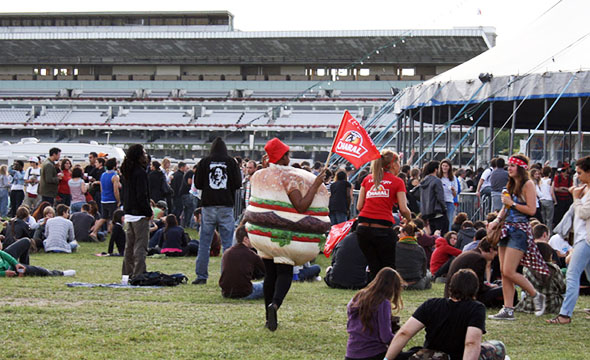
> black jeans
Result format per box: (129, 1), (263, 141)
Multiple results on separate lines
(356, 226), (396, 281)
(262, 258), (293, 309)
(4, 238), (61, 276)
(41, 196), (55, 206)
(427, 214), (449, 235)
(9, 190), (24, 217)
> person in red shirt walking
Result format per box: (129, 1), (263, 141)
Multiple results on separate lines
(356, 150), (411, 281)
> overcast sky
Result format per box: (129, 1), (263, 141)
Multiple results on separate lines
(5, 0), (560, 43)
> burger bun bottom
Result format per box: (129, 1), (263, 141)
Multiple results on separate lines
(249, 233), (320, 266)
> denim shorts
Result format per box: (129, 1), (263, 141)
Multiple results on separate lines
(498, 227), (528, 253)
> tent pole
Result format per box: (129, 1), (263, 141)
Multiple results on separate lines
(419, 108), (424, 166)
(396, 113), (402, 153)
(578, 97), (583, 159)
(510, 100), (517, 155)
(410, 109), (414, 158)
(447, 106), (452, 157)
(489, 102), (494, 160)
(527, 128), (531, 158)
(544, 98), (549, 163)
(474, 126), (478, 169)
(431, 107), (435, 160)
(459, 124), (463, 166)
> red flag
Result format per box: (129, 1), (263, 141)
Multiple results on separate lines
(324, 219), (356, 257)
(331, 111), (380, 168)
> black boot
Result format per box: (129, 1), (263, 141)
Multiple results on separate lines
(267, 303), (278, 331)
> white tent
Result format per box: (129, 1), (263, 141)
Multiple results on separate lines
(394, 0), (590, 111)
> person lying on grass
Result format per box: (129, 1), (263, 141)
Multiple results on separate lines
(0, 238), (75, 277)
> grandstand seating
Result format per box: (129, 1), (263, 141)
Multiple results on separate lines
(109, 111), (189, 126)
(0, 109), (29, 123)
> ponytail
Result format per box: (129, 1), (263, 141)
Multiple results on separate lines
(371, 150), (398, 187)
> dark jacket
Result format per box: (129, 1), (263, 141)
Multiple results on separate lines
(3, 218), (31, 247)
(170, 170), (185, 200)
(419, 175), (447, 218)
(396, 240), (427, 283)
(443, 249), (491, 300)
(325, 232), (368, 289)
(148, 169), (167, 202)
(219, 243), (265, 298)
(456, 227), (476, 250)
(39, 159), (59, 197)
(195, 141), (241, 207)
(122, 166), (153, 217)
(158, 226), (188, 250)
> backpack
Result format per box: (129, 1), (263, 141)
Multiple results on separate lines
(129, 271), (188, 286)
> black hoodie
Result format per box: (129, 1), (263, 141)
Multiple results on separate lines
(419, 174), (446, 218)
(195, 138), (242, 207)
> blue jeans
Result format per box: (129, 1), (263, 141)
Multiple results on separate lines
(329, 212), (348, 226)
(559, 240), (590, 317)
(182, 194), (196, 228)
(491, 191), (503, 212)
(445, 202), (455, 230)
(70, 201), (85, 213)
(195, 206), (234, 280)
(242, 281), (264, 300)
(0, 188), (8, 217)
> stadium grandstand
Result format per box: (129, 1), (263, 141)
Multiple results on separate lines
(0, 11), (496, 161)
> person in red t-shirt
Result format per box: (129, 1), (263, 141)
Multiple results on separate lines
(553, 167), (573, 227)
(356, 150), (411, 280)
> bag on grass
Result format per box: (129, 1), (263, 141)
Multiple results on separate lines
(129, 271), (188, 286)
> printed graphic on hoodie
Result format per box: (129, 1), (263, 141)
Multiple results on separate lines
(209, 162), (228, 190)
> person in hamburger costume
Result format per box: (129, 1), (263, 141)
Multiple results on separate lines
(244, 138), (330, 331)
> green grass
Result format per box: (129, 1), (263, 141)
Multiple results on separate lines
(1, 232), (589, 359)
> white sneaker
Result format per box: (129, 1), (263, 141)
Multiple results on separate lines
(314, 276), (322, 282)
(533, 292), (547, 316)
(488, 306), (515, 320)
(505, 355), (511, 360)
(63, 270), (76, 277)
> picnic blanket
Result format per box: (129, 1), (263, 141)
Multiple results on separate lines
(66, 282), (162, 288)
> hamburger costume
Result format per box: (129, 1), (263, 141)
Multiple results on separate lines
(245, 138), (330, 331)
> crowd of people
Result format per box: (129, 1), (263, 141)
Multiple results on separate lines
(2, 138), (589, 360)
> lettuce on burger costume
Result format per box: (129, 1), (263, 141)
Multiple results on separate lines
(244, 138), (330, 331)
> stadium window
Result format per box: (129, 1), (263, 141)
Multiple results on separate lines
(338, 69), (348, 76)
(74, 68), (79, 76)
(317, 69), (326, 76)
(401, 68), (415, 76)
(53, 69), (59, 76)
(40, 69), (47, 76)
(359, 69), (370, 76)
(33, 68), (39, 75)
(59, 68), (68, 76)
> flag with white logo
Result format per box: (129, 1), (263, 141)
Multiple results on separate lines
(331, 110), (380, 168)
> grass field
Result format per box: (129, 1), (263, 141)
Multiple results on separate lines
(1, 232), (589, 360)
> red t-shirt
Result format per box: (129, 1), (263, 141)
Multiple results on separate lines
(553, 174), (572, 200)
(359, 172), (406, 224)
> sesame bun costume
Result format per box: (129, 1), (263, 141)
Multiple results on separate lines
(244, 138), (331, 266)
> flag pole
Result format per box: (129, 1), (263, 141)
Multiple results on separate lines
(325, 110), (348, 168)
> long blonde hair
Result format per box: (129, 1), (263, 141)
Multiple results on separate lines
(0, 165), (6, 176)
(370, 150), (399, 187)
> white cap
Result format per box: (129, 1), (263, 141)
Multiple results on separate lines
(28, 156), (38, 163)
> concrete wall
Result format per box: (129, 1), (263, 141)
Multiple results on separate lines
(156, 65), (181, 76)
(0, 66), (32, 75)
(112, 65), (156, 75)
(367, 65), (396, 75)
(280, 65), (305, 75)
(181, 65), (240, 75)
(435, 65), (454, 74)
(415, 65), (436, 75)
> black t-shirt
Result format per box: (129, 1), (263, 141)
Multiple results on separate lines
(70, 212), (96, 242)
(179, 170), (194, 196)
(329, 180), (351, 213)
(413, 298), (486, 360)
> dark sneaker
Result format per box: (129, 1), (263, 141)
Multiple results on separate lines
(488, 307), (515, 320)
(533, 292), (547, 316)
(267, 303), (278, 331)
(191, 279), (207, 285)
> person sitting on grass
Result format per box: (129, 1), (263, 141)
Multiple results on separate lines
(218, 225), (265, 299)
(156, 214), (189, 256)
(324, 230), (368, 290)
(108, 209), (126, 256)
(516, 242), (565, 315)
(384, 269), (507, 360)
(2, 206), (32, 248)
(456, 220), (476, 250)
(396, 222), (431, 290)
(462, 228), (487, 252)
(0, 238), (75, 277)
(32, 206), (54, 251)
(70, 203), (97, 243)
(345, 267), (403, 360)
(44, 204), (78, 253)
(430, 231), (462, 280)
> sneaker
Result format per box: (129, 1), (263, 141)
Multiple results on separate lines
(63, 270), (76, 277)
(533, 292), (547, 316)
(267, 303), (278, 331)
(314, 276), (322, 282)
(191, 279), (207, 285)
(488, 307), (515, 321)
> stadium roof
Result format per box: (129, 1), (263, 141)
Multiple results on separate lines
(0, 28), (493, 65)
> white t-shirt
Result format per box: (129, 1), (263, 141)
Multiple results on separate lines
(480, 168), (493, 189)
(25, 166), (41, 195)
(549, 234), (572, 255)
(573, 191), (590, 245)
(537, 177), (553, 201)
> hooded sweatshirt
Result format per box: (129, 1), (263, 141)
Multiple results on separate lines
(430, 236), (462, 274)
(195, 138), (242, 207)
(456, 227), (477, 250)
(419, 175), (447, 218)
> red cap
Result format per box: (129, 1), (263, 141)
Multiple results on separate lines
(264, 138), (289, 164)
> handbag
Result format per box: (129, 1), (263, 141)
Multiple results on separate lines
(487, 211), (508, 246)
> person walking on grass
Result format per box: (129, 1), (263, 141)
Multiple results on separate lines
(120, 144), (152, 278)
(547, 156), (590, 325)
(487, 154), (548, 321)
(39, 147), (62, 205)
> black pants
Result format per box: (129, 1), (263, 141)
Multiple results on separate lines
(41, 196), (55, 206)
(9, 190), (24, 217)
(427, 215), (449, 236)
(356, 226), (396, 281)
(345, 352), (386, 360)
(4, 238), (61, 276)
(434, 257), (455, 278)
(262, 258), (293, 309)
